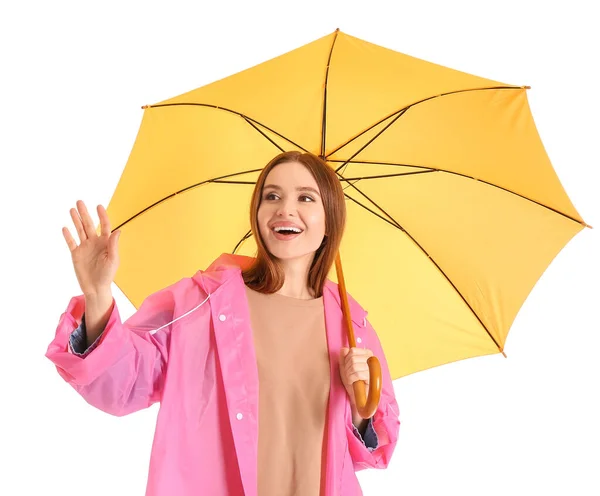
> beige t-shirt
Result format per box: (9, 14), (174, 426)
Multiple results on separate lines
(245, 285), (331, 496)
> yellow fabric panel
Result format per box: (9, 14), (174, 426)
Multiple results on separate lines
(335, 200), (500, 379)
(325, 32), (508, 154)
(344, 170), (583, 353)
(156, 33), (335, 154)
(331, 88), (582, 222)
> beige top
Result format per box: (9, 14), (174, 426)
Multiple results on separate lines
(245, 285), (331, 496)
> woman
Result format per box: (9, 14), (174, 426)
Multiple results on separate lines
(46, 151), (400, 496)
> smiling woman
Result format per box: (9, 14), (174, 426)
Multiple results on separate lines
(244, 151), (346, 298)
(45, 149), (400, 496)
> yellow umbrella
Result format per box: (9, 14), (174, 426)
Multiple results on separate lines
(106, 30), (589, 404)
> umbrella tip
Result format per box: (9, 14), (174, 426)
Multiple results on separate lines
(141, 104), (151, 109)
(522, 85), (531, 90)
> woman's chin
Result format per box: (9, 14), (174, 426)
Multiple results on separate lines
(267, 245), (318, 262)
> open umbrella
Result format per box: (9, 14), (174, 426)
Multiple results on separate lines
(104, 29), (589, 418)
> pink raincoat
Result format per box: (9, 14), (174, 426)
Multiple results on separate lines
(46, 253), (400, 495)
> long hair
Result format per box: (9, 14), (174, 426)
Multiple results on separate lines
(242, 151), (346, 297)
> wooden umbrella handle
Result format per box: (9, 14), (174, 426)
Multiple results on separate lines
(335, 252), (382, 419)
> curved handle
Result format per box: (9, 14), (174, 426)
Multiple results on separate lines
(335, 252), (382, 419)
(352, 356), (382, 419)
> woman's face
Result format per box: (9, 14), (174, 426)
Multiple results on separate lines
(257, 161), (326, 262)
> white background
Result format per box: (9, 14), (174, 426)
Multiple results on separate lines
(2, 1), (598, 495)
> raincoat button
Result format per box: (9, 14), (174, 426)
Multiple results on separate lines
(357, 337), (362, 344)
(236, 413), (243, 420)
(219, 314), (227, 322)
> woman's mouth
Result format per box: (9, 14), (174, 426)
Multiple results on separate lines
(271, 226), (303, 241)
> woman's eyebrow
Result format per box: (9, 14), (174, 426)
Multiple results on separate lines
(298, 186), (321, 196)
(264, 184), (321, 196)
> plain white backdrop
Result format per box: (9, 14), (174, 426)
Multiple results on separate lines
(1, 1), (598, 495)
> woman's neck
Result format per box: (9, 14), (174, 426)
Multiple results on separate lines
(276, 255), (316, 299)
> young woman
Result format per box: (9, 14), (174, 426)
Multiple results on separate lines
(46, 151), (400, 496)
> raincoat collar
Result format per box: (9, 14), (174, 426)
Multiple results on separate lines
(193, 252), (368, 327)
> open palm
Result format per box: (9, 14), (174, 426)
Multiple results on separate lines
(62, 200), (120, 296)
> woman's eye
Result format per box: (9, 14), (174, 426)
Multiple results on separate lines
(263, 192), (314, 202)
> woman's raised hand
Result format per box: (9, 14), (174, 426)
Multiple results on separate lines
(62, 200), (120, 297)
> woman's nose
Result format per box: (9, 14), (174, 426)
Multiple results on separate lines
(276, 197), (296, 217)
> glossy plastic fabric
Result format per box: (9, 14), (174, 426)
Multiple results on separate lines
(46, 254), (400, 496)
(105, 30), (587, 379)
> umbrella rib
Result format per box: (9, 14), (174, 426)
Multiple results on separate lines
(330, 159), (436, 172)
(334, 170), (403, 229)
(321, 28), (340, 158)
(333, 109), (409, 177)
(241, 117), (286, 153)
(330, 159), (587, 227)
(326, 85), (526, 162)
(212, 180), (256, 184)
(343, 193), (402, 230)
(112, 169), (261, 231)
(340, 171), (436, 196)
(341, 175), (506, 355)
(145, 102), (310, 153)
(341, 170), (436, 185)
(233, 230), (253, 255)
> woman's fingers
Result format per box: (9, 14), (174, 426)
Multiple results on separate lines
(68, 201), (104, 244)
(77, 200), (98, 239)
(346, 366), (370, 386)
(347, 371), (370, 385)
(345, 347), (374, 357)
(70, 207), (87, 243)
(62, 226), (78, 252)
(341, 347), (374, 385)
(343, 349), (373, 368)
(345, 361), (370, 379)
(97, 204), (111, 237)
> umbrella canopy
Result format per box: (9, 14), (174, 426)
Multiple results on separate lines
(106, 29), (588, 380)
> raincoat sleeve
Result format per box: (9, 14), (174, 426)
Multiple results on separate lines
(68, 316), (103, 356)
(352, 418), (378, 450)
(346, 318), (400, 471)
(45, 283), (179, 417)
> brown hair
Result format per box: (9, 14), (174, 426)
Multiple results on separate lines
(242, 151), (346, 297)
